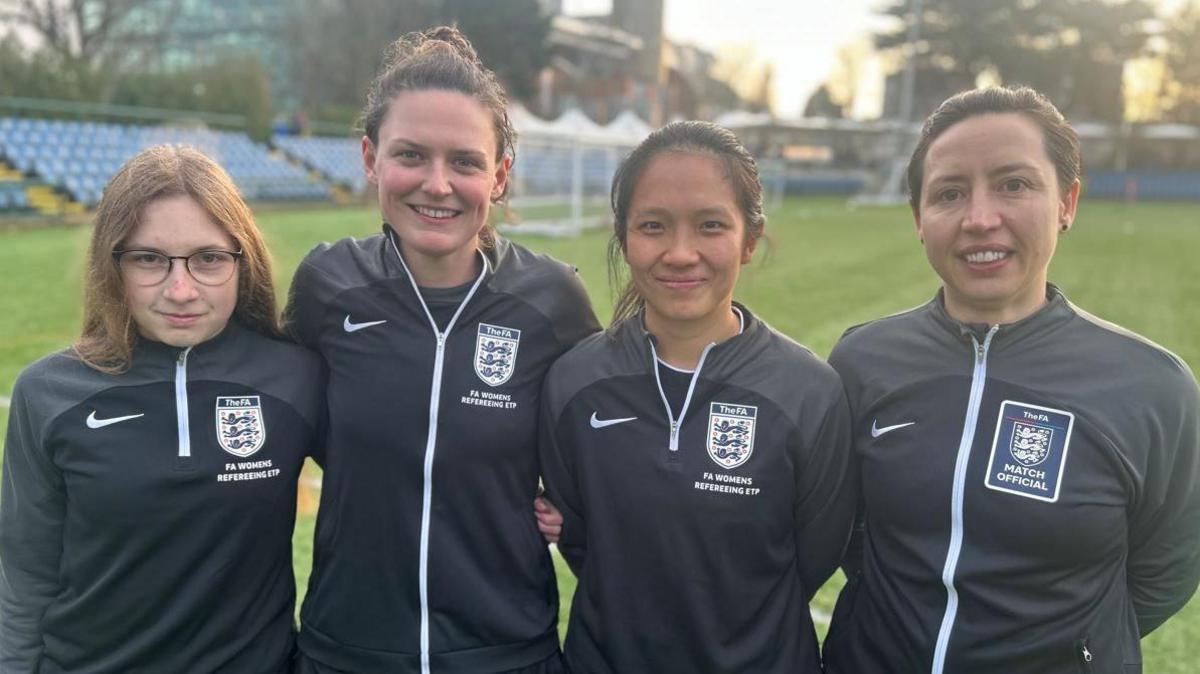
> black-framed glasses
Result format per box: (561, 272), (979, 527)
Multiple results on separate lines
(112, 249), (243, 286)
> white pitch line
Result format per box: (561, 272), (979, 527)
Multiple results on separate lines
(0, 395), (9, 409)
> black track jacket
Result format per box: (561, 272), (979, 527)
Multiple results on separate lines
(286, 227), (599, 673)
(539, 305), (855, 674)
(824, 287), (1200, 674)
(0, 321), (323, 673)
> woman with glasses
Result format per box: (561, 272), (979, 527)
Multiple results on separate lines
(0, 145), (323, 672)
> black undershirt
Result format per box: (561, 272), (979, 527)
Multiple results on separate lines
(418, 280), (474, 332)
(657, 361), (694, 419)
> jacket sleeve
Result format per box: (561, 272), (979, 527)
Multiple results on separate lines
(537, 377), (587, 577)
(792, 384), (857, 601)
(549, 266), (602, 357)
(0, 375), (65, 669)
(1127, 365), (1200, 636)
(283, 254), (327, 351)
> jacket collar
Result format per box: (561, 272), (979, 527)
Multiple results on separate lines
(622, 301), (762, 368)
(135, 317), (247, 363)
(380, 223), (503, 286)
(928, 283), (1075, 346)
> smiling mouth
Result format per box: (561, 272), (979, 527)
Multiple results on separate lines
(657, 277), (705, 290)
(162, 313), (202, 325)
(963, 250), (1010, 264)
(410, 204), (462, 220)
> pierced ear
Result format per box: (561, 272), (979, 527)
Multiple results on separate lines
(1058, 179), (1081, 232)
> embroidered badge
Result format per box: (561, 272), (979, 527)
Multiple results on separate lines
(984, 400), (1074, 502)
(707, 402), (757, 470)
(474, 323), (521, 387)
(215, 396), (266, 457)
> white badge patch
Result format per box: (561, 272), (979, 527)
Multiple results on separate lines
(984, 400), (1074, 502)
(475, 323), (521, 387)
(215, 396), (266, 457)
(707, 402), (757, 470)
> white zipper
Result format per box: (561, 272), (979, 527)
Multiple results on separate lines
(931, 325), (998, 674)
(389, 235), (488, 674)
(174, 347), (193, 457)
(649, 341), (716, 451)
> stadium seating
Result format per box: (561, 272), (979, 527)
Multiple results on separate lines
(273, 135), (366, 193)
(0, 117), (330, 210)
(1087, 171), (1200, 202)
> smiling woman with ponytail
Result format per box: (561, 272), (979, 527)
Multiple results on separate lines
(285, 26), (599, 674)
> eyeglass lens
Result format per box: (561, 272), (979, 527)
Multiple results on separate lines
(118, 251), (238, 286)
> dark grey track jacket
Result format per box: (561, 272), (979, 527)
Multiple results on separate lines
(286, 227), (599, 673)
(0, 321), (323, 673)
(539, 305), (855, 674)
(824, 286), (1200, 674)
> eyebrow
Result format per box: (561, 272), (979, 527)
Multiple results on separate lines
(387, 137), (488, 159)
(118, 244), (234, 254)
(632, 205), (735, 219)
(928, 161), (1044, 185)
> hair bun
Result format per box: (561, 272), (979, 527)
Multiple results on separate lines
(421, 26), (482, 65)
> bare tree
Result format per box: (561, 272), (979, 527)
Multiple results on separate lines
(0, 0), (181, 66)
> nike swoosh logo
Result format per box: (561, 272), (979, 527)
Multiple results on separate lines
(590, 412), (637, 429)
(344, 315), (387, 332)
(871, 420), (915, 438)
(86, 411), (144, 429)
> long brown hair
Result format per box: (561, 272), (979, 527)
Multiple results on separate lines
(75, 145), (280, 374)
(607, 121), (767, 326)
(361, 25), (516, 247)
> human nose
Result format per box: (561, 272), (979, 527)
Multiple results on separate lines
(421, 160), (452, 198)
(161, 260), (201, 302)
(660, 228), (700, 267)
(962, 192), (1002, 232)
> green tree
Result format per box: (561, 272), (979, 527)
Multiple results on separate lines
(285, 0), (551, 125)
(876, 0), (1154, 121)
(1159, 0), (1200, 124)
(443, 0), (551, 101)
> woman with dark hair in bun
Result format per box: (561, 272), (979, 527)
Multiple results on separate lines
(285, 27), (599, 674)
(823, 87), (1200, 674)
(537, 120), (855, 673)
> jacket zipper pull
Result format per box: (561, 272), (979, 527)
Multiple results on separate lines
(1076, 637), (1093, 671)
(669, 421), (678, 451)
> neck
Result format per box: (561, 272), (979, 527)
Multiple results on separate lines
(399, 240), (481, 288)
(943, 283), (1049, 326)
(646, 305), (740, 370)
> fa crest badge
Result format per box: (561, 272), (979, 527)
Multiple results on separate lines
(707, 402), (757, 470)
(215, 396), (266, 457)
(1010, 422), (1053, 466)
(984, 400), (1074, 502)
(475, 323), (521, 387)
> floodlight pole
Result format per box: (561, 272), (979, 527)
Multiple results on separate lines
(899, 0), (924, 124)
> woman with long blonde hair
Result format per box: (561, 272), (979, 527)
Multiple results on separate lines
(0, 145), (323, 672)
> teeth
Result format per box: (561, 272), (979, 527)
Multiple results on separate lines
(412, 205), (457, 219)
(965, 250), (1007, 263)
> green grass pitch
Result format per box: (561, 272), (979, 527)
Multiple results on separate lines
(1, 197), (1198, 669)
